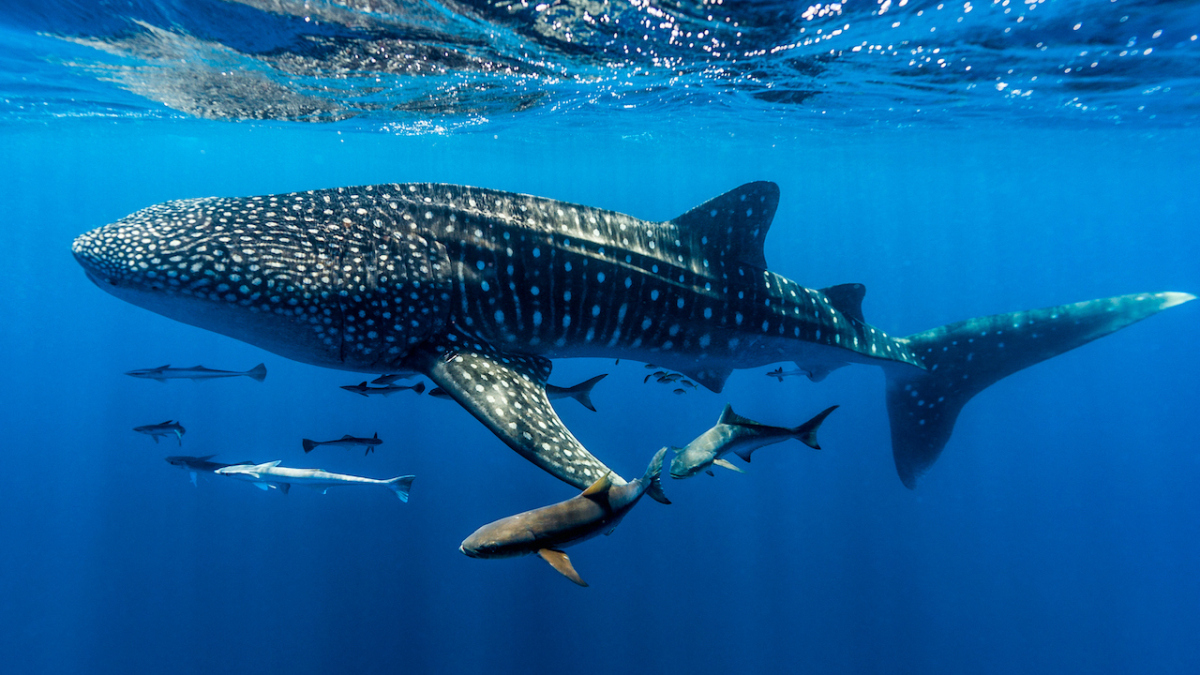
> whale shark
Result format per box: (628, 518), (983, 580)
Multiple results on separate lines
(72, 181), (1194, 489)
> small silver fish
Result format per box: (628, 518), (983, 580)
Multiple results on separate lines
(216, 461), (415, 501)
(126, 363), (266, 382)
(134, 420), (185, 445)
(371, 372), (417, 385)
(340, 381), (425, 397)
(302, 432), (383, 455)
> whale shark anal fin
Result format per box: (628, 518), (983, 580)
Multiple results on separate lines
(408, 336), (624, 490)
(538, 549), (588, 587)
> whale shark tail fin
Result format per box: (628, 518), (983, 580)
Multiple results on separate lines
(386, 475), (416, 503)
(245, 363), (267, 382)
(885, 292), (1194, 489)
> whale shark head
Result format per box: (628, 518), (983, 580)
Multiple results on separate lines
(73, 190), (454, 371)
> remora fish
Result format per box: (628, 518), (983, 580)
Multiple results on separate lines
(372, 372), (416, 385)
(166, 455), (254, 487)
(670, 405), (839, 479)
(766, 367), (808, 382)
(125, 364), (266, 382)
(460, 448), (670, 587)
(340, 381), (425, 397)
(214, 461), (415, 501)
(73, 181), (1195, 489)
(302, 432), (383, 455)
(430, 374), (608, 411)
(134, 420), (186, 445)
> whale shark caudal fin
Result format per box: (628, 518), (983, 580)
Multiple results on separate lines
(246, 363), (267, 382)
(641, 447), (671, 505)
(886, 291), (1195, 489)
(386, 475), (416, 502)
(301, 439), (319, 453)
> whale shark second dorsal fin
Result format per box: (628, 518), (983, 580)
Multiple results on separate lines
(669, 182), (779, 270)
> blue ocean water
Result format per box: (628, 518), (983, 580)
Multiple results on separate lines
(2, 2), (1199, 674)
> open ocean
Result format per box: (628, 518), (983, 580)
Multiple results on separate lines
(2, 1), (1199, 674)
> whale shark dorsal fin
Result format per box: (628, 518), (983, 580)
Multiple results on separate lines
(341, 435), (355, 440)
(253, 460), (282, 471)
(196, 454), (216, 461)
(581, 472), (613, 497)
(819, 283), (867, 323)
(537, 549), (588, 587)
(669, 181), (779, 270)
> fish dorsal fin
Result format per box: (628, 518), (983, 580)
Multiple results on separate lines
(153, 364), (170, 370)
(670, 181), (779, 270)
(357, 381), (369, 387)
(254, 460), (282, 471)
(819, 283), (867, 323)
(196, 454), (217, 461)
(581, 472), (613, 498)
(341, 435), (355, 440)
(717, 404), (760, 428)
(373, 432), (379, 439)
(537, 549), (588, 587)
(185, 365), (203, 370)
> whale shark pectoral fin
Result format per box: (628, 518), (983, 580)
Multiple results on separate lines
(538, 549), (588, 587)
(409, 337), (624, 490)
(253, 482), (270, 491)
(712, 458), (745, 473)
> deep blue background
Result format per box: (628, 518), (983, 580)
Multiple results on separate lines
(1, 122), (1198, 674)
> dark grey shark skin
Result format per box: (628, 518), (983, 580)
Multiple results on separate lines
(73, 181), (1195, 489)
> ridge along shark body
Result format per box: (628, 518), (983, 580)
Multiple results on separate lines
(73, 181), (1195, 489)
(669, 404), (838, 479)
(214, 461), (415, 501)
(165, 455), (254, 486)
(460, 448), (670, 586)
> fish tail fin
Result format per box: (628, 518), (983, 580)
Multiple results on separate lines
(565, 374), (608, 412)
(386, 475), (416, 502)
(790, 405), (839, 450)
(246, 363), (267, 382)
(641, 447), (671, 505)
(886, 291), (1194, 488)
(301, 439), (318, 453)
(411, 382), (426, 395)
